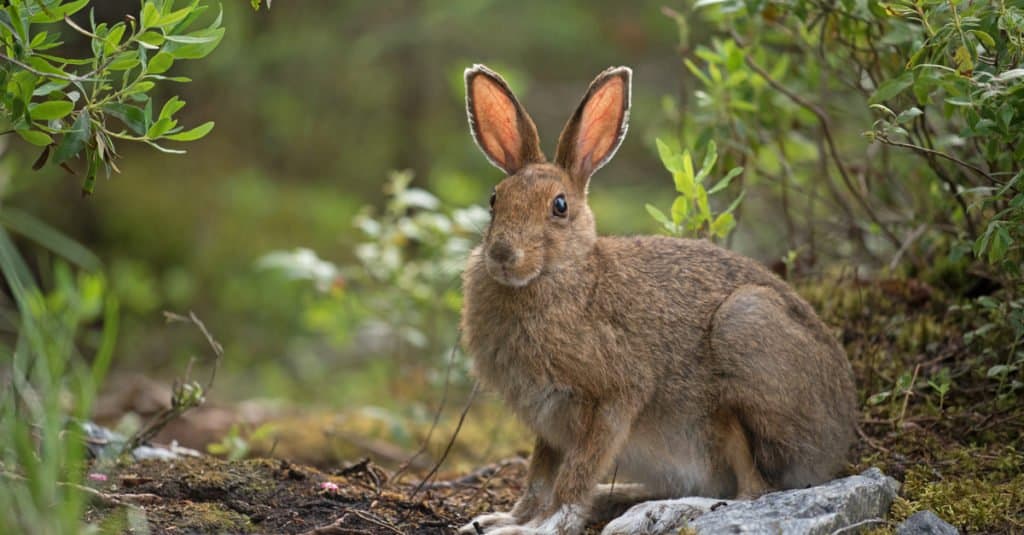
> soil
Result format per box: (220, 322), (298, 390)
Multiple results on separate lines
(83, 456), (525, 534)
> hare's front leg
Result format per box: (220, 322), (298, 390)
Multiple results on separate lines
(492, 402), (634, 535)
(460, 437), (561, 534)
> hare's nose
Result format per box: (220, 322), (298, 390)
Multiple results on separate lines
(488, 241), (517, 264)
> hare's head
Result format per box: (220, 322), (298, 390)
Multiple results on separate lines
(465, 65), (631, 287)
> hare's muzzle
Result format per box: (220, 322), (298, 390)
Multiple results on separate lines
(488, 240), (519, 264)
(484, 238), (540, 287)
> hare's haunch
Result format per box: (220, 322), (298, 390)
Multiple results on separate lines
(459, 65), (856, 535)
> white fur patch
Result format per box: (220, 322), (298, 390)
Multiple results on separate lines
(459, 511), (517, 534)
(485, 504), (586, 535)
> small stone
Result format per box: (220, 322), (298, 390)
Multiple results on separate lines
(896, 510), (959, 535)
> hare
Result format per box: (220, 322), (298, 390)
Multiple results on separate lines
(458, 65), (856, 535)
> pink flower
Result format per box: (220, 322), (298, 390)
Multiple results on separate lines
(320, 481), (340, 493)
(88, 473), (108, 482)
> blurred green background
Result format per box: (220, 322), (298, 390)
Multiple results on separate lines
(5, 1), (696, 409)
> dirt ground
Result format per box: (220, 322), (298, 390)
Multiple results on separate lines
(83, 455), (528, 534)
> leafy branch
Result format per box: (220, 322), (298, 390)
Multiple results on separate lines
(0, 0), (224, 195)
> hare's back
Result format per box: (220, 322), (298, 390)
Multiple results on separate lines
(595, 235), (787, 305)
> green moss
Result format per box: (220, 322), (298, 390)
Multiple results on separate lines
(901, 466), (1024, 533)
(173, 502), (252, 533)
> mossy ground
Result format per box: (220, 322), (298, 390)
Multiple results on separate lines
(86, 276), (1022, 533)
(803, 274), (1023, 534)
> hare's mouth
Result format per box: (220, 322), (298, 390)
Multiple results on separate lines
(486, 262), (542, 288)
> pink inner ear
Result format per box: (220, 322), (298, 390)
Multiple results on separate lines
(575, 79), (625, 174)
(472, 76), (522, 170)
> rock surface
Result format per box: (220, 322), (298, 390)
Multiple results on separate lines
(896, 510), (959, 535)
(602, 468), (899, 535)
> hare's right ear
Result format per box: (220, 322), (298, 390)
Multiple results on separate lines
(465, 65), (545, 175)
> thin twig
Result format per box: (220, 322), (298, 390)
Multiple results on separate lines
(875, 135), (998, 185)
(410, 383), (480, 500)
(896, 364), (921, 429)
(391, 331), (461, 485)
(1, 470), (162, 507)
(0, 53), (99, 83)
(163, 310), (224, 392)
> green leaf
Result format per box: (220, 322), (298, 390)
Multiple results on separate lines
(163, 33), (219, 44)
(656, 138), (682, 173)
(707, 166), (743, 194)
(146, 117), (175, 138)
(103, 102), (146, 135)
(670, 196), (689, 226)
(0, 207), (100, 270)
(164, 121), (214, 141)
(141, 2), (160, 28)
(147, 52), (174, 74)
(645, 203), (671, 228)
(710, 212), (735, 238)
(695, 140), (717, 184)
(125, 80), (156, 95)
(673, 170), (695, 197)
(989, 227), (1012, 263)
(29, 100), (73, 121)
(164, 27), (224, 59)
(159, 96), (186, 120)
(16, 129), (53, 147)
(972, 30), (996, 49)
(137, 30), (165, 48)
(697, 188), (710, 222)
(954, 45), (973, 75)
(724, 190), (745, 214)
(155, 6), (193, 28)
(52, 111), (91, 164)
(29, 0), (89, 23)
(103, 51), (136, 71)
(869, 72), (914, 104)
(104, 23), (126, 55)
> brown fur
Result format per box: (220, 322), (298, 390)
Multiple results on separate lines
(459, 65), (857, 535)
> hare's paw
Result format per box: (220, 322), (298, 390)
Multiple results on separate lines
(458, 512), (517, 534)
(489, 504), (586, 535)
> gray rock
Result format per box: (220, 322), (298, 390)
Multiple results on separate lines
(896, 510), (959, 535)
(602, 468), (899, 535)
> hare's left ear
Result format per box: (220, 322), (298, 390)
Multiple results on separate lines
(465, 64), (545, 175)
(554, 66), (631, 193)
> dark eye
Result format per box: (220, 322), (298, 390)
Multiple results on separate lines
(489, 189), (496, 210)
(552, 194), (568, 217)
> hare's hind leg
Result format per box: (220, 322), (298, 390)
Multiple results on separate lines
(713, 411), (771, 499)
(710, 285), (853, 491)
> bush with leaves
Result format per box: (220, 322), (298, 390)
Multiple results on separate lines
(662, 0), (1022, 276)
(646, 139), (744, 241)
(0, 0), (223, 195)
(259, 171), (488, 386)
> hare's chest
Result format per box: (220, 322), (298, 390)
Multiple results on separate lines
(472, 322), (584, 448)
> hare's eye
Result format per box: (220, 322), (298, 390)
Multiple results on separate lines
(489, 190), (496, 210)
(552, 194), (568, 217)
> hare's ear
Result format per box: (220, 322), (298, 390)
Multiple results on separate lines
(465, 65), (545, 175)
(554, 66), (631, 192)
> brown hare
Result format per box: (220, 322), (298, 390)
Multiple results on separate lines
(458, 64), (856, 535)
